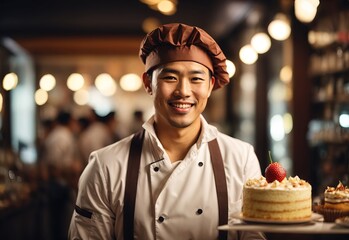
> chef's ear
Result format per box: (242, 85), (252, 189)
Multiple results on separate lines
(142, 72), (152, 95)
(207, 75), (215, 98)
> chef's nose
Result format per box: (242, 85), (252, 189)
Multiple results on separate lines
(174, 78), (191, 97)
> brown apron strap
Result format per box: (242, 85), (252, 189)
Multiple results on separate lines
(208, 139), (228, 240)
(124, 131), (228, 240)
(123, 130), (144, 240)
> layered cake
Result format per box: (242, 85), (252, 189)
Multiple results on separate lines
(243, 176), (312, 220)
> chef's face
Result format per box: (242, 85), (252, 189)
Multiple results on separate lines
(143, 61), (215, 129)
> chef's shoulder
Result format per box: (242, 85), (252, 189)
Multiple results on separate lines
(88, 134), (134, 168)
(216, 132), (255, 155)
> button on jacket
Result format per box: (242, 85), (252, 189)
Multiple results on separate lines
(69, 115), (265, 240)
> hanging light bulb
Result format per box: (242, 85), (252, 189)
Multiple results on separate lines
(239, 44), (258, 65)
(268, 13), (291, 41)
(95, 73), (117, 96)
(39, 74), (56, 91)
(157, 0), (176, 15)
(251, 32), (271, 54)
(295, 0), (319, 23)
(225, 60), (236, 78)
(67, 73), (85, 91)
(2, 72), (18, 90)
(120, 73), (143, 92)
(35, 89), (48, 106)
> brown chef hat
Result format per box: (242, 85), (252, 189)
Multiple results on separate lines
(139, 23), (230, 90)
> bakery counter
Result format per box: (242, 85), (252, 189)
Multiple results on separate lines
(219, 221), (349, 234)
(218, 216), (349, 240)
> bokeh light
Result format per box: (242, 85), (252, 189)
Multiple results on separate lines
(3, 72), (18, 91)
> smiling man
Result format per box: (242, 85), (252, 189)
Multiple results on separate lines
(68, 23), (266, 240)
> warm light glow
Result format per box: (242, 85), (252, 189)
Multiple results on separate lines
(3, 72), (18, 90)
(95, 73), (117, 96)
(308, 31), (336, 47)
(280, 65), (293, 83)
(88, 87), (114, 117)
(39, 74), (56, 91)
(283, 113), (293, 134)
(157, 0), (176, 15)
(35, 89), (48, 106)
(269, 82), (287, 101)
(67, 73), (85, 91)
(295, 0), (319, 23)
(239, 44), (258, 65)
(119, 73), (143, 92)
(268, 14), (291, 41)
(240, 73), (256, 92)
(270, 114), (285, 141)
(251, 32), (271, 54)
(140, 0), (162, 5)
(74, 89), (89, 105)
(0, 93), (3, 112)
(226, 60), (236, 78)
(142, 17), (161, 33)
(339, 113), (349, 128)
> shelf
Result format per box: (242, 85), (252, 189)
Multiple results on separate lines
(310, 68), (349, 79)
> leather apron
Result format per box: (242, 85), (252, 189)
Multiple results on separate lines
(123, 130), (228, 240)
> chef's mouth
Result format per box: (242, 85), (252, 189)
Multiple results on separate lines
(169, 103), (194, 109)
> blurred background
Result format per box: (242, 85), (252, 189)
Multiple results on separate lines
(0, 0), (349, 239)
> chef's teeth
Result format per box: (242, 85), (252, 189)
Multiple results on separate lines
(173, 103), (191, 109)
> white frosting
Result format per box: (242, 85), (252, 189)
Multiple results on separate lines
(245, 176), (311, 190)
(324, 182), (349, 203)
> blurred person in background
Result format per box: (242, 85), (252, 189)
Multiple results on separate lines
(69, 23), (265, 240)
(129, 109), (145, 133)
(41, 109), (82, 240)
(78, 110), (120, 164)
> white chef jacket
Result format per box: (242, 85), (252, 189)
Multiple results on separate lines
(68, 115), (265, 240)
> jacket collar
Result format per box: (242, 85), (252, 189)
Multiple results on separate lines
(142, 115), (219, 150)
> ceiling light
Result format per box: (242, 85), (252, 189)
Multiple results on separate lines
(239, 44), (258, 65)
(35, 89), (48, 106)
(157, 0), (176, 15)
(3, 72), (18, 91)
(39, 74), (56, 91)
(268, 13), (291, 41)
(295, 0), (319, 23)
(95, 73), (117, 97)
(251, 32), (271, 54)
(67, 73), (85, 91)
(225, 60), (236, 78)
(120, 73), (143, 92)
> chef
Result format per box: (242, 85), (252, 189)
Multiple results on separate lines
(68, 23), (266, 240)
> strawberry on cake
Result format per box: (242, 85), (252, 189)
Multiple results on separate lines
(242, 152), (312, 221)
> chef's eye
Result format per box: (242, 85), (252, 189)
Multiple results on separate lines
(191, 77), (205, 82)
(162, 75), (177, 81)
